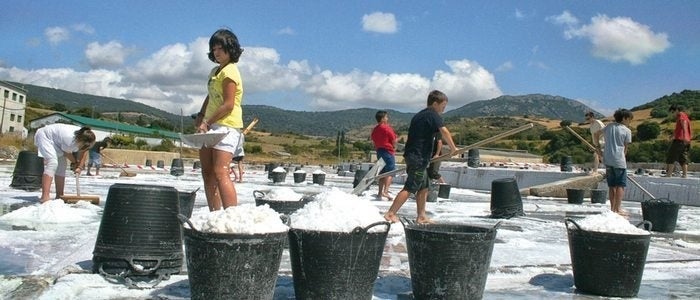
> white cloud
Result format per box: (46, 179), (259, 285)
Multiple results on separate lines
(362, 12), (398, 34)
(85, 41), (131, 68)
(565, 14), (671, 65)
(515, 9), (525, 20)
(546, 10), (579, 27)
(276, 27), (295, 35)
(496, 61), (514, 72)
(45, 27), (70, 45)
(72, 23), (95, 35)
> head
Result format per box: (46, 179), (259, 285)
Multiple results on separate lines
(103, 137), (112, 145)
(207, 29), (243, 64)
(427, 90), (449, 113)
(375, 110), (388, 123)
(584, 111), (595, 122)
(74, 127), (96, 150)
(668, 104), (684, 116)
(613, 109), (633, 124)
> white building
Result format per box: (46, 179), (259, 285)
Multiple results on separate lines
(0, 81), (28, 137)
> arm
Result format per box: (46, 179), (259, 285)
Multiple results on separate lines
(195, 96), (209, 132)
(439, 126), (458, 154)
(433, 139), (443, 158)
(681, 119), (692, 143)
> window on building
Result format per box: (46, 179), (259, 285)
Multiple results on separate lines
(9, 126), (14, 132)
(18, 115), (22, 123)
(19, 96), (24, 103)
(10, 114), (15, 121)
(3, 90), (8, 99)
(12, 93), (17, 101)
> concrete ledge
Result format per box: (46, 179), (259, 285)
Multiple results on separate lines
(523, 173), (604, 198)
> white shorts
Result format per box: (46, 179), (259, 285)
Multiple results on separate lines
(209, 124), (243, 155)
(34, 129), (67, 177)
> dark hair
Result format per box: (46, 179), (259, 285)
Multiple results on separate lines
(427, 90), (448, 106)
(375, 110), (388, 123)
(74, 126), (96, 146)
(613, 109), (633, 123)
(668, 104), (685, 112)
(208, 29), (243, 63)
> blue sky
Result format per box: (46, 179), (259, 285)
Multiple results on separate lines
(1, 1), (698, 116)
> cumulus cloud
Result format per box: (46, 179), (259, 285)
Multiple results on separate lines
(276, 27), (295, 35)
(550, 12), (670, 65)
(362, 12), (398, 34)
(496, 61), (514, 72)
(85, 41), (132, 68)
(546, 10), (579, 27)
(72, 23), (95, 35)
(45, 27), (70, 45)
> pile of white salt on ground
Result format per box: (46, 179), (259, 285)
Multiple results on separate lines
(272, 167), (287, 173)
(573, 210), (650, 235)
(289, 188), (387, 233)
(312, 169), (326, 175)
(264, 187), (304, 201)
(188, 204), (287, 234)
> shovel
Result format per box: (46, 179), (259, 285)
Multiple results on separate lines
(60, 173), (100, 205)
(100, 153), (137, 177)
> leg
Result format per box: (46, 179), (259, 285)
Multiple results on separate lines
(384, 189), (410, 223)
(592, 152), (600, 173)
(86, 162), (92, 176)
(681, 163), (688, 178)
(608, 188), (615, 212)
(212, 149), (237, 208)
(415, 188), (434, 224)
(382, 176), (393, 199)
(54, 175), (66, 199)
(665, 164), (674, 177)
(200, 147), (222, 211)
(40, 174), (53, 202)
(95, 166), (100, 176)
(377, 177), (386, 198)
(613, 186), (625, 214)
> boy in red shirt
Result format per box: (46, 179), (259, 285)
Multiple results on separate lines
(371, 110), (397, 200)
(665, 104), (692, 178)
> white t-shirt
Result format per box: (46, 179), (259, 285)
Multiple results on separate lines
(602, 122), (632, 169)
(35, 124), (82, 158)
(589, 119), (605, 147)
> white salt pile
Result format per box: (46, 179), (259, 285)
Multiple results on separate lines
(0, 200), (101, 226)
(573, 211), (650, 235)
(188, 204), (288, 234)
(312, 169), (325, 175)
(290, 188), (387, 233)
(265, 187), (304, 201)
(294, 169), (306, 174)
(272, 167), (286, 173)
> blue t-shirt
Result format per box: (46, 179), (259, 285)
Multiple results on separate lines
(403, 108), (444, 168)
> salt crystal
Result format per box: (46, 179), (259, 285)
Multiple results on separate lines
(573, 211), (650, 235)
(265, 187), (304, 201)
(189, 204), (288, 234)
(290, 188), (387, 233)
(272, 167), (286, 173)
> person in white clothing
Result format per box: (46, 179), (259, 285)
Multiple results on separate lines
(33, 124), (96, 203)
(585, 111), (605, 173)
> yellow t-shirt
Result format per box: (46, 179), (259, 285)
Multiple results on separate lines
(206, 63), (244, 128)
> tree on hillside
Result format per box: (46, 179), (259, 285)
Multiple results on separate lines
(636, 122), (661, 141)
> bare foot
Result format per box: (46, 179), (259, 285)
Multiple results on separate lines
(416, 217), (436, 224)
(384, 212), (399, 223)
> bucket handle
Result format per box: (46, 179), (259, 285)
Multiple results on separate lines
(177, 213), (199, 233)
(564, 218), (581, 231)
(253, 190), (266, 199)
(399, 216), (414, 227)
(352, 221), (391, 234)
(636, 220), (653, 232)
(493, 221), (503, 230)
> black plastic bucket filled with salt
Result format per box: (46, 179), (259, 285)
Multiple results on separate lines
(565, 218), (650, 297)
(156, 160), (165, 169)
(560, 155), (573, 172)
(467, 148), (480, 168)
(312, 173), (326, 185)
(404, 222), (500, 299)
(92, 184), (183, 280)
(590, 189), (607, 204)
(170, 158), (184, 176)
(182, 223), (286, 300)
(271, 170), (287, 183)
(10, 151), (43, 191)
(145, 159), (152, 167)
(566, 188), (584, 204)
(288, 222), (390, 299)
(178, 189), (197, 219)
(642, 198), (680, 233)
(293, 172), (306, 183)
(490, 178), (524, 219)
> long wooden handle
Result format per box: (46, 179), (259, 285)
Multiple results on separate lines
(100, 153), (133, 174)
(242, 117), (259, 135)
(75, 174), (81, 196)
(564, 126), (603, 157)
(373, 123), (534, 180)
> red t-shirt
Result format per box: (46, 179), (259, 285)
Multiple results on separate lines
(371, 123), (397, 154)
(674, 112), (692, 142)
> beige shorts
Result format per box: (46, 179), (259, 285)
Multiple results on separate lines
(208, 124), (243, 155)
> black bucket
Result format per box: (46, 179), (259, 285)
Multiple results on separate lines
(182, 219), (287, 300)
(404, 222), (500, 299)
(490, 178), (524, 219)
(565, 218), (650, 297)
(271, 171), (287, 183)
(156, 160), (165, 169)
(567, 188), (584, 204)
(145, 159), (152, 167)
(170, 158), (184, 176)
(253, 190), (313, 215)
(92, 184), (183, 280)
(192, 161), (201, 170)
(267, 163), (279, 179)
(10, 151), (43, 191)
(560, 155), (573, 172)
(312, 173), (326, 185)
(178, 189), (198, 219)
(590, 189), (607, 204)
(293, 172), (307, 183)
(641, 198), (680, 233)
(288, 222), (390, 299)
(353, 169), (368, 188)
(427, 182), (439, 202)
(438, 183), (451, 198)
(467, 148), (480, 168)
